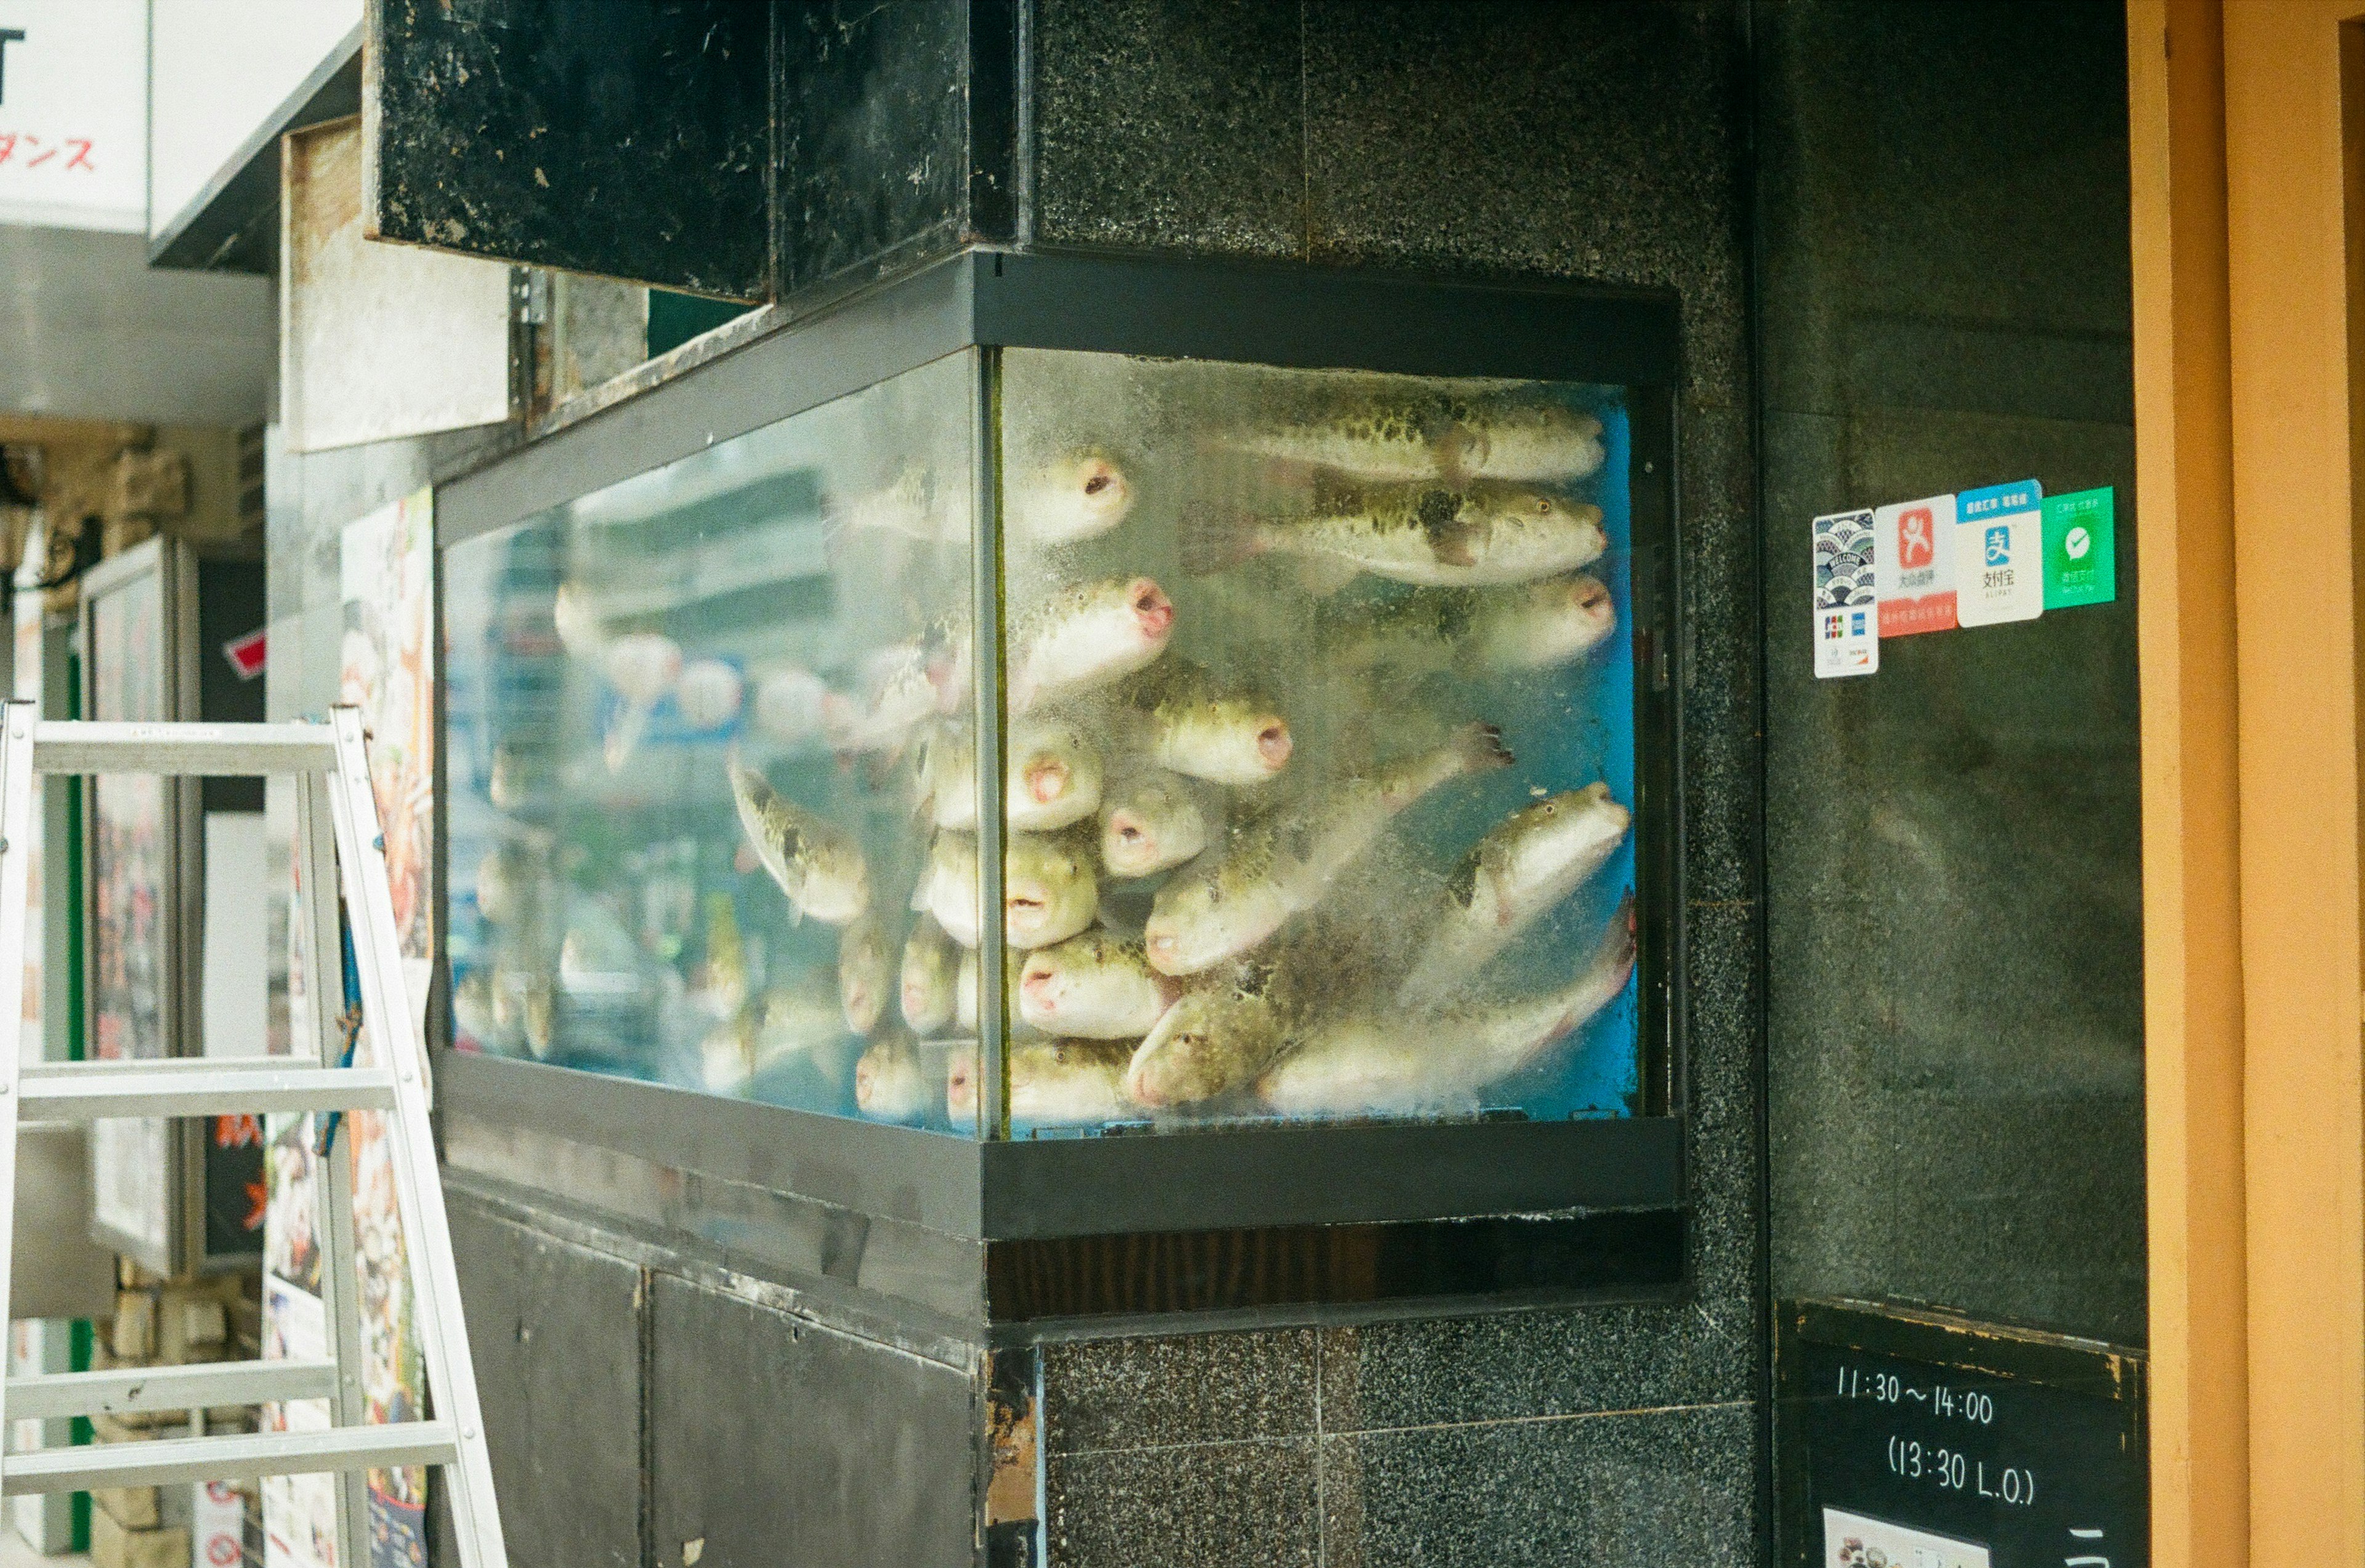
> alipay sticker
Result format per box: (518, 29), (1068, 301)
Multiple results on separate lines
(1813, 508), (1878, 678)
(1954, 479), (2044, 626)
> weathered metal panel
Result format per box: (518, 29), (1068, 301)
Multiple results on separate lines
(280, 118), (512, 452)
(365, 0), (771, 299)
(447, 1195), (644, 1568)
(647, 1275), (977, 1568)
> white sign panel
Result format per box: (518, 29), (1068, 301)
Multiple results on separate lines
(1824, 1506), (1991, 1568)
(0, 1), (148, 232)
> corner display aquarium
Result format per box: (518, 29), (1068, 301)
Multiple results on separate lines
(437, 254), (1685, 1322)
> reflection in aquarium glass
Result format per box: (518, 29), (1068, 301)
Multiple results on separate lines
(445, 351), (984, 1135)
(445, 342), (1643, 1142)
(993, 349), (1639, 1138)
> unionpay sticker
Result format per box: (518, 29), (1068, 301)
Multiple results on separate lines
(1954, 479), (2044, 626)
(1873, 493), (1957, 636)
(1813, 508), (1878, 679)
(2043, 486), (2116, 608)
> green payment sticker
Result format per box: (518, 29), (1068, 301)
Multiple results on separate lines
(2042, 487), (2116, 609)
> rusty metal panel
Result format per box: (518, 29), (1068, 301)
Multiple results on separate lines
(280, 117), (512, 453)
(365, 0), (770, 299)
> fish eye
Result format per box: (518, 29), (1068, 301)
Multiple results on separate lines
(1534, 497), (1553, 514)
(1117, 824), (1144, 844)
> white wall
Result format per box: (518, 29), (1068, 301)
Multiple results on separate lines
(0, 0), (148, 233)
(147, 0), (359, 240)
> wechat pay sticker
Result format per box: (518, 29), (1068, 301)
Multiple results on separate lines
(2065, 525), (2091, 560)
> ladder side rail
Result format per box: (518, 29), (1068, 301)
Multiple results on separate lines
(296, 765), (373, 1568)
(0, 705), (41, 1495)
(324, 709), (507, 1568)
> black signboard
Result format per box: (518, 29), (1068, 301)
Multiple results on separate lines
(1776, 1298), (2147, 1567)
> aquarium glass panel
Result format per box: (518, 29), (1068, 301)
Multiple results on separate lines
(445, 350), (984, 1134)
(992, 348), (1641, 1138)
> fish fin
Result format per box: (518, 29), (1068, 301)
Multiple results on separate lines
(1432, 421), (1482, 487)
(1177, 507), (1266, 577)
(1295, 555), (1362, 597)
(1451, 721), (1516, 774)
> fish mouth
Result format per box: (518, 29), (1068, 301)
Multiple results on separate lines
(1122, 1059), (1166, 1108)
(854, 1063), (876, 1105)
(1019, 963), (1058, 1011)
(1007, 889), (1051, 934)
(1574, 578), (1611, 616)
(1105, 812), (1155, 870)
(1144, 930), (1184, 973)
(1025, 759), (1071, 804)
(900, 982), (930, 1019)
(1128, 580), (1174, 640)
(1255, 723), (1292, 769)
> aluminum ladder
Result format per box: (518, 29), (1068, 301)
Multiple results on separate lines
(0, 704), (507, 1568)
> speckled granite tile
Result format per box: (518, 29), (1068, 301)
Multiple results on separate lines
(1046, 1438), (1319, 1568)
(1041, 1328), (1318, 1454)
(1032, 0), (1307, 258)
(1321, 1402), (1754, 1568)
(1304, 0), (1750, 412)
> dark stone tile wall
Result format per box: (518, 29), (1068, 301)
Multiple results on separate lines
(371, 0), (770, 298)
(1025, 6), (1761, 1559)
(1755, 0), (2145, 1346)
(1036, 1326), (1752, 1567)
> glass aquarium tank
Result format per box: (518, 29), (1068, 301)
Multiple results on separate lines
(444, 254), (1676, 1215)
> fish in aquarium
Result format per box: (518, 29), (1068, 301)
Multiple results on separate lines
(1327, 573), (1618, 679)
(838, 913), (894, 1035)
(752, 666), (842, 746)
(899, 915), (961, 1034)
(474, 847), (521, 926)
(1006, 833), (1099, 950)
(912, 829), (1099, 950)
(1016, 929), (1181, 1038)
(698, 1011), (758, 1093)
(1011, 451), (1136, 544)
(727, 758), (871, 924)
(451, 968), (503, 1049)
(831, 464), (953, 542)
(1098, 770), (1212, 878)
(559, 899), (646, 998)
(1259, 899), (1635, 1117)
(945, 1039), (1135, 1127)
(825, 637), (956, 754)
(757, 982), (846, 1070)
(913, 717), (1106, 833)
(1397, 783), (1631, 1009)
(912, 831), (981, 946)
(1007, 576), (1174, 713)
(1144, 722), (1514, 976)
(1122, 977), (1287, 1109)
(488, 963), (554, 1058)
(854, 1032), (929, 1122)
(1113, 661), (1293, 787)
(600, 631), (684, 773)
(676, 658), (745, 730)
(955, 948), (979, 1033)
(1225, 395), (1604, 485)
(690, 891), (750, 1022)
(1197, 482), (1607, 592)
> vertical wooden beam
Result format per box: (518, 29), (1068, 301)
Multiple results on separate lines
(2130, 4), (2249, 1563)
(2223, 1), (2365, 1556)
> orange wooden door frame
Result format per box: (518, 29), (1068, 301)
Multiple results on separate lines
(2135, 1), (2365, 1558)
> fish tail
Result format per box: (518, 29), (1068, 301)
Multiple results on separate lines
(1178, 506), (1266, 576)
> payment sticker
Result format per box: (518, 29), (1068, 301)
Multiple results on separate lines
(1954, 479), (2044, 627)
(2042, 487), (2116, 609)
(1874, 493), (1958, 636)
(1813, 508), (1879, 679)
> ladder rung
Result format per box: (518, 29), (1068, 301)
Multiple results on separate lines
(18, 1059), (398, 1118)
(1, 1423), (459, 1494)
(30, 721), (337, 776)
(9, 1359), (339, 1420)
